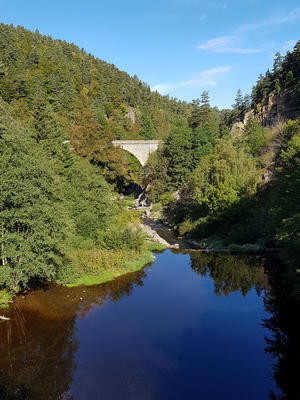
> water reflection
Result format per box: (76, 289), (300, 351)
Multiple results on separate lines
(0, 269), (147, 399)
(189, 251), (300, 399)
(0, 304), (77, 400)
(174, 249), (269, 296)
(262, 258), (300, 400)
(0, 251), (297, 399)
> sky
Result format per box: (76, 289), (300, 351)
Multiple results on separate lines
(1, 0), (300, 109)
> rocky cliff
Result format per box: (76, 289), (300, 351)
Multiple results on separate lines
(255, 87), (299, 126)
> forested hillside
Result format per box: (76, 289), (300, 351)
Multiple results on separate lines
(1, 23), (300, 301)
(0, 23), (192, 188)
(1, 23), (193, 300)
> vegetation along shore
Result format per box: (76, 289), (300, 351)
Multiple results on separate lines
(1, 23), (300, 304)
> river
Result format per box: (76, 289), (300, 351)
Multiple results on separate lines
(1, 248), (299, 399)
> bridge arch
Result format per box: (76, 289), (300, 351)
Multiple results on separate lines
(112, 140), (162, 167)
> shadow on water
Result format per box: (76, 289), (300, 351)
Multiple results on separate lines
(190, 251), (300, 399)
(0, 269), (148, 399)
(139, 251), (274, 400)
(262, 257), (300, 400)
(142, 250), (299, 400)
(0, 251), (299, 399)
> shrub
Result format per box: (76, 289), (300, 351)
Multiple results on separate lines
(0, 289), (13, 307)
(178, 220), (194, 236)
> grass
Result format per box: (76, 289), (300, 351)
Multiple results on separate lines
(0, 289), (13, 308)
(65, 250), (155, 288)
(65, 273), (114, 287)
(146, 242), (166, 252)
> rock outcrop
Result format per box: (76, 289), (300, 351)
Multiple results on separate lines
(255, 87), (297, 126)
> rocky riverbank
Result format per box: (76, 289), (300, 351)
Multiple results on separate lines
(139, 217), (176, 248)
(140, 215), (195, 250)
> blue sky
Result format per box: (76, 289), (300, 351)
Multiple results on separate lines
(1, 0), (300, 109)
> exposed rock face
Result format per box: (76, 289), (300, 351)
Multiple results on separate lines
(231, 121), (245, 137)
(125, 107), (136, 123)
(256, 87), (296, 126)
(230, 111), (253, 137)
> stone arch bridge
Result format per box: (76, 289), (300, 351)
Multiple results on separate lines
(112, 140), (162, 167)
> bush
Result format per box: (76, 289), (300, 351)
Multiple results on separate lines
(101, 227), (146, 251)
(0, 289), (13, 307)
(228, 243), (263, 253)
(151, 202), (162, 213)
(160, 192), (174, 206)
(178, 220), (194, 236)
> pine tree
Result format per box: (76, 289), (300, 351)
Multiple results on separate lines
(163, 120), (193, 190)
(139, 112), (157, 139)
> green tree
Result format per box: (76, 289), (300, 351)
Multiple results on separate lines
(189, 92), (219, 166)
(163, 120), (193, 190)
(284, 70), (296, 88)
(232, 88), (244, 110)
(189, 139), (259, 215)
(191, 126), (214, 166)
(139, 111), (157, 139)
(200, 90), (210, 107)
(0, 102), (72, 291)
(31, 95), (73, 166)
(244, 113), (268, 157)
(189, 93), (216, 130)
(64, 157), (115, 244)
(273, 52), (284, 74)
(144, 147), (169, 203)
(231, 89), (251, 123)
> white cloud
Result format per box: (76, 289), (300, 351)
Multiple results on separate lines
(198, 7), (300, 55)
(151, 66), (230, 94)
(198, 36), (262, 54)
(151, 82), (181, 94)
(188, 67), (230, 85)
(236, 7), (300, 34)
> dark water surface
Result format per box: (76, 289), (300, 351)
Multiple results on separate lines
(0, 249), (292, 399)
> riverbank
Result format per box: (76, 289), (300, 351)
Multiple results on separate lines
(139, 212), (196, 250)
(54, 214), (184, 289)
(0, 244), (165, 306)
(65, 218), (181, 288)
(64, 248), (157, 288)
(139, 218), (179, 248)
(139, 209), (274, 254)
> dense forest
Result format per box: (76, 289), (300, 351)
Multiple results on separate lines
(1, 22), (300, 302)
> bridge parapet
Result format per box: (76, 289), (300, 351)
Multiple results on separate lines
(112, 140), (162, 167)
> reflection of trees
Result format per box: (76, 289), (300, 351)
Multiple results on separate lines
(189, 251), (269, 296)
(0, 267), (148, 399)
(262, 258), (300, 400)
(0, 306), (77, 399)
(103, 269), (146, 303)
(76, 268), (147, 317)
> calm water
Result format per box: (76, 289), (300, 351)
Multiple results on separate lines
(1, 249), (296, 400)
